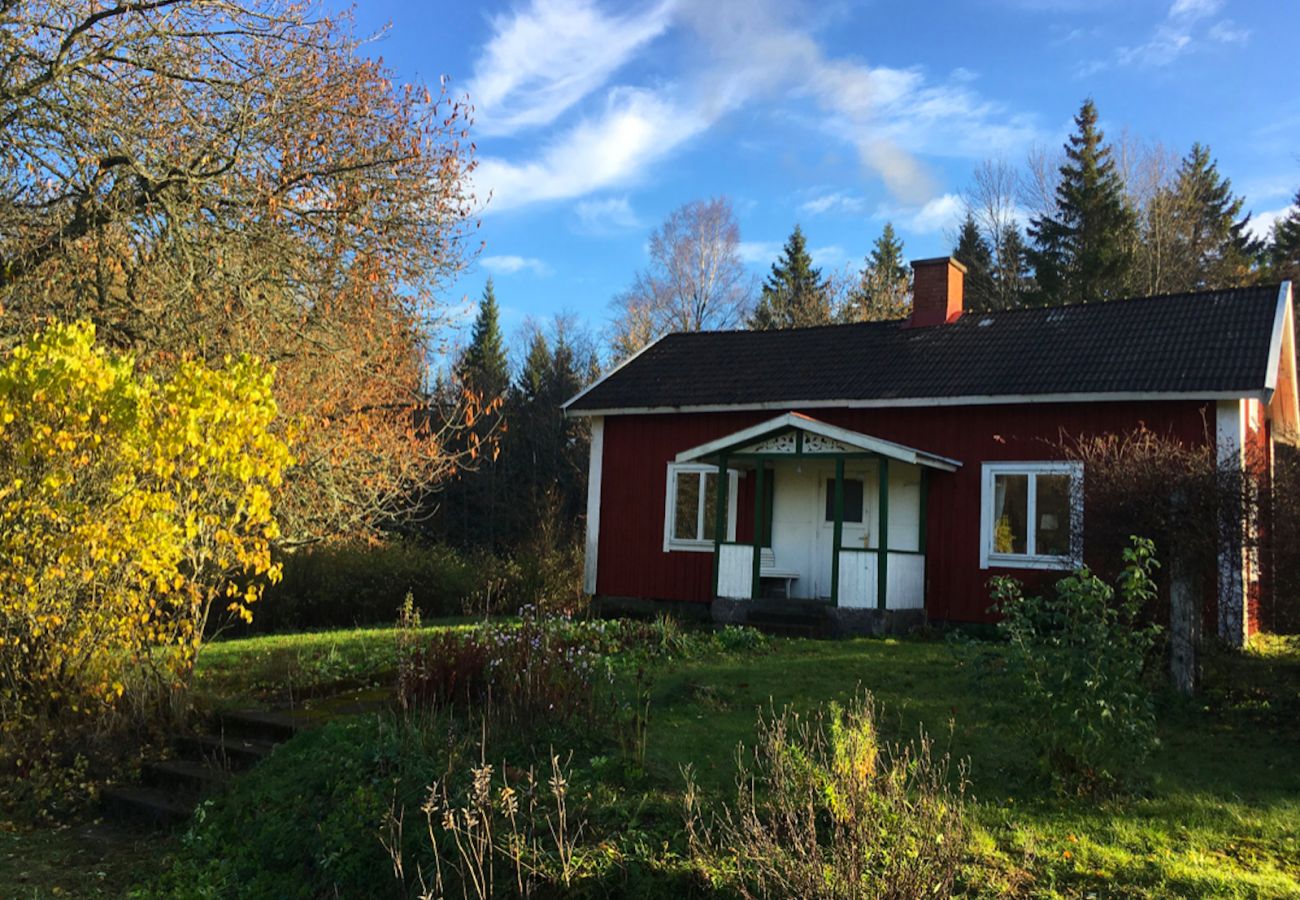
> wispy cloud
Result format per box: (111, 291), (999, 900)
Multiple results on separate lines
(481, 254), (553, 276)
(473, 87), (709, 212)
(1207, 19), (1250, 45)
(875, 193), (965, 236)
(574, 195), (644, 234)
(466, 0), (673, 136)
(737, 240), (782, 266)
(1245, 205), (1295, 244)
(810, 244), (847, 267)
(1098, 0), (1245, 72)
(472, 0), (1043, 212)
(800, 191), (866, 216)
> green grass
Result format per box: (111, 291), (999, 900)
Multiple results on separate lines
(643, 634), (1300, 897)
(192, 617), (481, 707)
(13, 625), (1300, 897)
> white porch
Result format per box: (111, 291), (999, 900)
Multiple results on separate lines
(677, 413), (960, 611)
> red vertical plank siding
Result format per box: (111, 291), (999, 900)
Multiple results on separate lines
(597, 400), (1213, 622)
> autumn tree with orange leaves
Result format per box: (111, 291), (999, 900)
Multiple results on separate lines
(0, 0), (484, 543)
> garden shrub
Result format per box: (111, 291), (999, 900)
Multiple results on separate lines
(684, 691), (968, 899)
(0, 321), (290, 811)
(397, 605), (607, 730)
(990, 536), (1163, 795)
(245, 530), (588, 634)
(248, 538), (478, 632)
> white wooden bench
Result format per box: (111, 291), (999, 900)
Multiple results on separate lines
(759, 548), (799, 599)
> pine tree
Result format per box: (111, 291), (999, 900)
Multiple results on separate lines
(1028, 99), (1137, 305)
(1269, 190), (1300, 284)
(749, 225), (831, 329)
(1162, 143), (1260, 291)
(952, 213), (996, 312)
(446, 279), (510, 549)
(846, 222), (911, 321)
(993, 225), (1033, 308)
(501, 324), (594, 546)
(459, 278), (510, 401)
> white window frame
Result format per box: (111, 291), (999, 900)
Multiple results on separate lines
(663, 463), (739, 552)
(979, 461), (1083, 570)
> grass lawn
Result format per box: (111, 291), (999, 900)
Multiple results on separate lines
(644, 634), (1300, 896)
(191, 617), (481, 707)
(6, 625), (1298, 897)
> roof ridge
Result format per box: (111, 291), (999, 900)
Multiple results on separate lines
(658, 283), (1282, 341)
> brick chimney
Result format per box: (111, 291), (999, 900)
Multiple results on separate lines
(907, 257), (966, 327)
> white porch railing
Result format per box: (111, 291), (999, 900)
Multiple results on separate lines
(717, 543), (754, 599)
(837, 550), (925, 609)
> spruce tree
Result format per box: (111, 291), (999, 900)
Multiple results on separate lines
(994, 225), (1033, 308)
(1164, 143), (1259, 291)
(459, 278), (510, 401)
(1028, 99), (1137, 305)
(952, 213), (996, 312)
(846, 222), (910, 321)
(749, 225), (831, 329)
(447, 279), (510, 549)
(1269, 190), (1300, 284)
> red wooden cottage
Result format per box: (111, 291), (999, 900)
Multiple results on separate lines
(564, 258), (1298, 643)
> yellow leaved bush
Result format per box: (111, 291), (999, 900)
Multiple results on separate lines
(0, 320), (292, 761)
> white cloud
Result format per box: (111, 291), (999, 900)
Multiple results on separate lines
(481, 254), (553, 276)
(574, 195), (643, 234)
(737, 240), (782, 265)
(800, 191), (866, 216)
(876, 194), (965, 236)
(810, 244), (847, 267)
(1246, 206), (1295, 244)
(467, 0), (673, 136)
(1168, 0), (1221, 21)
(1110, 0), (1243, 70)
(473, 87), (709, 213)
(470, 0), (1043, 212)
(1208, 19), (1250, 44)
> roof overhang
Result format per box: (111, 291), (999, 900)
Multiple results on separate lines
(674, 412), (961, 472)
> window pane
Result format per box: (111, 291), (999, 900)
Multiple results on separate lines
(1035, 474), (1072, 557)
(674, 472), (700, 540)
(993, 474), (1028, 554)
(702, 472), (719, 540)
(824, 478), (865, 523)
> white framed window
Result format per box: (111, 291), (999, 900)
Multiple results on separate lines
(979, 461), (1083, 570)
(663, 463), (739, 552)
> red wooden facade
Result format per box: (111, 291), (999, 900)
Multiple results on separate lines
(595, 399), (1217, 624)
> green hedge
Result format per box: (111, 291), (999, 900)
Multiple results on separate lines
(230, 537), (587, 635)
(240, 540), (479, 633)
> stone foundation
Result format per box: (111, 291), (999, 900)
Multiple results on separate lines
(710, 597), (925, 637)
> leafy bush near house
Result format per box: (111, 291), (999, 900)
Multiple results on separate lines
(245, 530), (588, 635)
(0, 321), (290, 814)
(248, 538), (480, 632)
(683, 691), (968, 899)
(989, 536), (1163, 795)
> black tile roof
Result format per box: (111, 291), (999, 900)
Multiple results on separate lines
(566, 284), (1285, 413)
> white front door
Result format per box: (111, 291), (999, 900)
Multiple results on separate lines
(817, 468), (871, 598)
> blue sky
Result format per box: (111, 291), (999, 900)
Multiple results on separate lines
(334, 0), (1300, 356)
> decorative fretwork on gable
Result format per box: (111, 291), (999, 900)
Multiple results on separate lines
(738, 429), (855, 455)
(802, 433), (853, 453)
(741, 431), (797, 454)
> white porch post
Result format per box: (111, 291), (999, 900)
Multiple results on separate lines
(1216, 399), (1248, 646)
(582, 416), (604, 596)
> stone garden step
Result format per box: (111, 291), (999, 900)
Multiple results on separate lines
(100, 784), (195, 830)
(215, 708), (311, 743)
(173, 732), (278, 769)
(141, 758), (231, 796)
